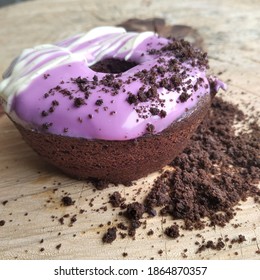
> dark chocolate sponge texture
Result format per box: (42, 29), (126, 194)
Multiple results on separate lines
(15, 94), (211, 184)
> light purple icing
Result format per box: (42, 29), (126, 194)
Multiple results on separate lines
(0, 27), (226, 141)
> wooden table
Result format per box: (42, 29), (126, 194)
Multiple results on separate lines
(0, 0), (259, 259)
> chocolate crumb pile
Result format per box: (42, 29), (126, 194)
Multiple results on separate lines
(144, 97), (260, 230)
(111, 96), (259, 242)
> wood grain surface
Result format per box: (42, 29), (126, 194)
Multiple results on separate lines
(0, 0), (259, 260)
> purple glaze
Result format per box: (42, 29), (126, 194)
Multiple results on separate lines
(0, 27), (226, 141)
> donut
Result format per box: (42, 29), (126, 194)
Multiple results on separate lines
(0, 26), (226, 184)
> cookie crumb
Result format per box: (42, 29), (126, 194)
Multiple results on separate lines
(102, 227), (117, 243)
(61, 196), (74, 206)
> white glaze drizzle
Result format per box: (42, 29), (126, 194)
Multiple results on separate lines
(0, 27), (155, 111)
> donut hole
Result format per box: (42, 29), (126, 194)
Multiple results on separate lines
(90, 58), (138, 74)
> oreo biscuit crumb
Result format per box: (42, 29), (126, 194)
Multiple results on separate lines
(102, 227), (117, 243)
(95, 99), (104, 106)
(125, 202), (145, 220)
(196, 239), (225, 254)
(146, 123), (155, 134)
(41, 110), (48, 117)
(126, 93), (138, 105)
(178, 91), (190, 102)
(109, 192), (125, 207)
(74, 97), (85, 107)
(56, 244), (62, 250)
(117, 222), (128, 230)
(90, 178), (109, 190)
(230, 235), (246, 244)
(158, 249), (163, 255)
(61, 196), (74, 206)
(159, 110), (167, 118)
(2, 200), (8, 206)
(150, 107), (160, 116)
(42, 122), (53, 130)
(43, 73), (50, 79)
(164, 224), (180, 239)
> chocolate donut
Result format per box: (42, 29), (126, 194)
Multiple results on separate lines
(0, 27), (226, 184)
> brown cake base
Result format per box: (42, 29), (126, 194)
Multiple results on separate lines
(14, 95), (212, 184)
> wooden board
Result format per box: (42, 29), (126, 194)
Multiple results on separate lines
(0, 0), (259, 260)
